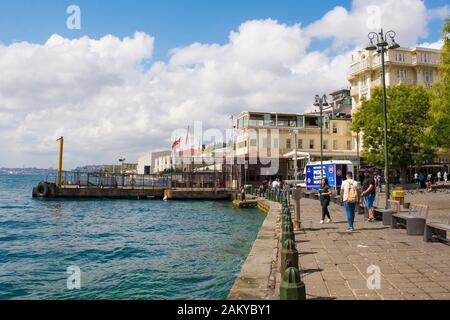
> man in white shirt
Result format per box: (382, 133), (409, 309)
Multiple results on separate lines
(271, 179), (279, 190)
(340, 172), (359, 232)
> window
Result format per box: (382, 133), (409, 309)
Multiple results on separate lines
(273, 138), (279, 149)
(298, 139), (303, 149)
(296, 116), (304, 128)
(424, 70), (433, 83)
(395, 52), (405, 62)
(361, 75), (368, 87)
(420, 53), (430, 63)
(332, 123), (338, 134)
(250, 139), (257, 147)
(397, 69), (406, 82)
(309, 139), (315, 149)
(323, 140), (328, 150)
(263, 114), (274, 126)
(286, 139), (291, 149)
(333, 140), (338, 150)
(347, 140), (352, 150)
(238, 118), (244, 129)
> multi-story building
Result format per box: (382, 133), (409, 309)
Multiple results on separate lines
(151, 150), (173, 174)
(348, 46), (441, 110)
(103, 163), (137, 174)
(137, 152), (152, 175)
(233, 110), (357, 185)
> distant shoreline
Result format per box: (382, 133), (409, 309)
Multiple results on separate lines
(0, 169), (57, 175)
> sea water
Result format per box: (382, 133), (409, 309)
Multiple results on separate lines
(0, 174), (264, 300)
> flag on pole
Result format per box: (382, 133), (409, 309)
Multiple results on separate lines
(185, 126), (190, 149)
(172, 137), (181, 151)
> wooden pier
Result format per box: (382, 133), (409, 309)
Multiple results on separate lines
(33, 182), (234, 201)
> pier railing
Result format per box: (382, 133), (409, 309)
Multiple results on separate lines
(45, 171), (228, 189)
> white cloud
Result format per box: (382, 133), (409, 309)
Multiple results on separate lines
(305, 0), (446, 50)
(0, 0), (446, 168)
(427, 5), (449, 21)
(418, 39), (444, 49)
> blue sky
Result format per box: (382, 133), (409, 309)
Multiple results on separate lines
(0, 0), (448, 168)
(0, 0), (447, 61)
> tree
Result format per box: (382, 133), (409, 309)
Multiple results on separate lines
(353, 85), (436, 178)
(427, 18), (450, 150)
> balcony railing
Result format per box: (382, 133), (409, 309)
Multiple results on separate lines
(412, 56), (440, 65)
(348, 60), (373, 76)
(397, 78), (414, 85)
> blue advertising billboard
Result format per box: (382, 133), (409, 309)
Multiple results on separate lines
(306, 164), (342, 190)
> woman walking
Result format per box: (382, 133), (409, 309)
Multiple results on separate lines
(319, 177), (333, 224)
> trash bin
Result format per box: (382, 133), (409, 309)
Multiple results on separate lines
(392, 190), (406, 206)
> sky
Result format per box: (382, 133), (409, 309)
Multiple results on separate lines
(0, 0), (448, 169)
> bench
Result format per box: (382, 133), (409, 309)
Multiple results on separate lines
(378, 200), (401, 225)
(303, 190), (312, 199)
(423, 215), (449, 243)
(333, 195), (340, 205)
(371, 198), (398, 224)
(391, 203), (429, 236)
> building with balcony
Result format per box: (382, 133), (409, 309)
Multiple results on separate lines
(233, 109), (357, 185)
(348, 46), (441, 110)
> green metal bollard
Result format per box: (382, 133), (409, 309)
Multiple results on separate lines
(280, 267), (306, 300)
(282, 209), (291, 219)
(282, 214), (292, 228)
(280, 239), (299, 276)
(281, 222), (295, 244)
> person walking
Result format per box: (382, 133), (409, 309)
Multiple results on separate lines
(376, 174), (382, 193)
(258, 184), (265, 197)
(361, 170), (376, 222)
(437, 171), (442, 183)
(319, 177), (332, 224)
(444, 171), (448, 184)
(341, 172), (359, 232)
(418, 172), (425, 189)
(239, 185), (246, 201)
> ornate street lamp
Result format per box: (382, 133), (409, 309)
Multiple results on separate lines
(365, 29), (400, 208)
(314, 94), (329, 180)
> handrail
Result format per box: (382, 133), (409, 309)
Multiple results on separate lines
(43, 170), (227, 190)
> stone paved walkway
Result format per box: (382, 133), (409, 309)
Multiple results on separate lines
(295, 198), (450, 300)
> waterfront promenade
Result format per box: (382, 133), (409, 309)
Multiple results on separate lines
(230, 193), (450, 300)
(297, 197), (450, 300)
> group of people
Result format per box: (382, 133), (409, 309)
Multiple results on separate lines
(257, 178), (285, 198)
(414, 171), (448, 192)
(318, 170), (377, 232)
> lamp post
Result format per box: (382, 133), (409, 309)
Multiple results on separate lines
(356, 130), (361, 182)
(365, 28), (400, 209)
(314, 94), (329, 180)
(229, 115), (234, 189)
(119, 158), (126, 174)
(290, 129), (299, 181)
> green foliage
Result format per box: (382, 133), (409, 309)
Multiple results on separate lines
(427, 18), (450, 150)
(353, 85), (436, 170)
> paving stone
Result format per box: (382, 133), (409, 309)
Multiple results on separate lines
(286, 199), (450, 300)
(429, 292), (450, 299)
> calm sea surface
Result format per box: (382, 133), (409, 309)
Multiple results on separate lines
(0, 174), (265, 300)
